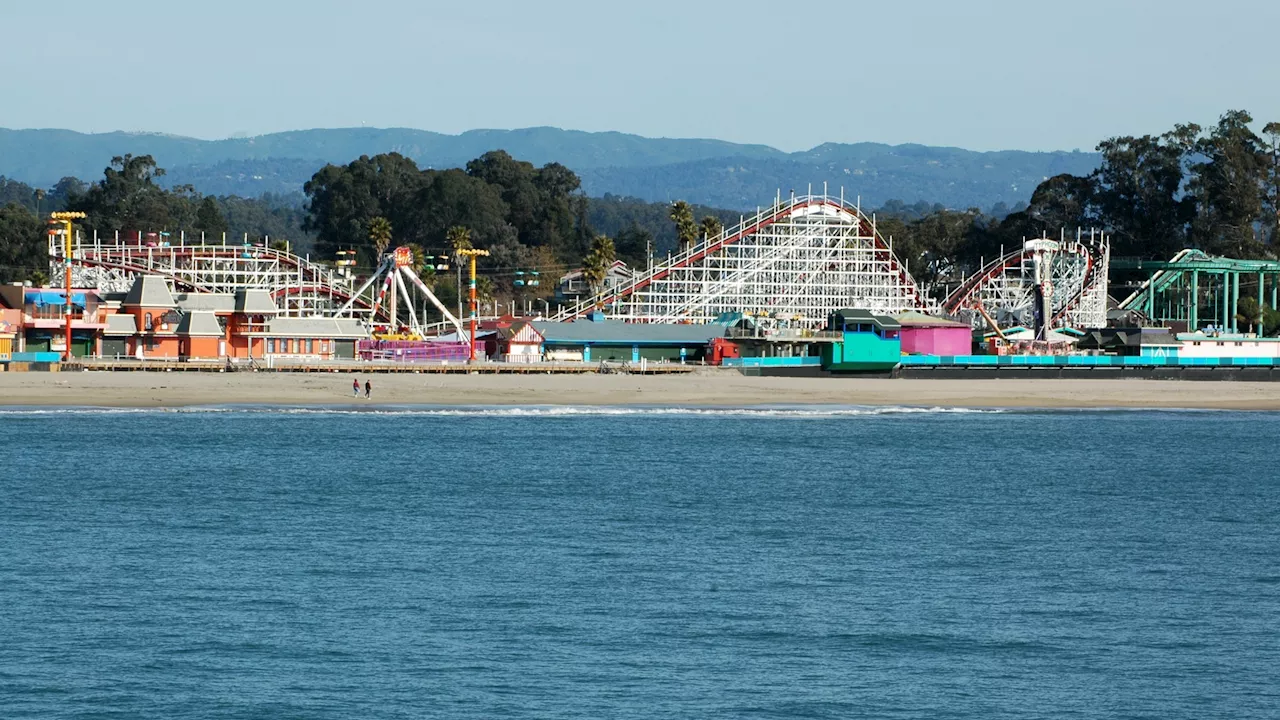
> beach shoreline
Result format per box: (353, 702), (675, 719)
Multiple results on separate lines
(4, 370), (1280, 410)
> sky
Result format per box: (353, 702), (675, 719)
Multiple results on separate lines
(2, 0), (1278, 152)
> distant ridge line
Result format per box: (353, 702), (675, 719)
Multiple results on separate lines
(0, 126), (1100, 211)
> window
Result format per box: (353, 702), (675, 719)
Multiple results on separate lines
(144, 314), (153, 331)
(267, 338), (276, 354)
(306, 339), (314, 354)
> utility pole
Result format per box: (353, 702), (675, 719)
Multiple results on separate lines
(50, 211), (86, 361)
(457, 248), (490, 361)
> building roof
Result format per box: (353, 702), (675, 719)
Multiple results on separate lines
(894, 311), (969, 328)
(1000, 327), (1080, 344)
(498, 320), (544, 343)
(830, 308), (902, 331)
(175, 293), (236, 313)
(532, 318), (725, 345)
(123, 276), (176, 308)
(1176, 331), (1280, 342)
(1076, 327), (1177, 350)
(434, 330), (496, 343)
(558, 260), (632, 284)
(103, 313), (138, 336)
(176, 310), (224, 337)
(262, 317), (367, 338)
(235, 289), (279, 314)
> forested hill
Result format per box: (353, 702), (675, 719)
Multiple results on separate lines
(0, 127), (1098, 211)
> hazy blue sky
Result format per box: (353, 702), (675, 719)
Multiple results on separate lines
(2, 0), (1277, 152)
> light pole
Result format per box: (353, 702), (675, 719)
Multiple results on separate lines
(457, 248), (490, 361)
(50, 211), (86, 361)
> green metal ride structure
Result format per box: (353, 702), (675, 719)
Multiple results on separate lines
(1114, 250), (1280, 332)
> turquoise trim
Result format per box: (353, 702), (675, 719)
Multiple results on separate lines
(722, 356), (822, 368)
(6, 351), (62, 363)
(898, 355), (1280, 368)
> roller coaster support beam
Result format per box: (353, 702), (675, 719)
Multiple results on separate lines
(335, 257), (392, 317)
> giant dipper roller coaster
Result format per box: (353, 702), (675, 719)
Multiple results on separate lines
(553, 189), (934, 327)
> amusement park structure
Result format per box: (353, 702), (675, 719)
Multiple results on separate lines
(51, 202), (1116, 345)
(942, 229), (1111, 337)
(1113, 250), (1280, 332)
(552, 188), (933, 328)
(334, 245), (467, 339)
(50, 231), (467, 335)
(55, 231), (361, 315)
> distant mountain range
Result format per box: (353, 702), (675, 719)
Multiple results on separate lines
(0, 127), (1100, 211)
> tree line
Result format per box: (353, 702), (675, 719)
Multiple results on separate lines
(855, 110), (1280, 301)
(3, 109), (1278, 305)
(300, 150), (753, 299)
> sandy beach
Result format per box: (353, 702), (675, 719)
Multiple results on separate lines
(2, 370), (1280, 409)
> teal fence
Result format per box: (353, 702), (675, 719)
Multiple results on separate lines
(721, 356), (822, 368)
(898, 355), (1280, 367)
(4, 351), (63, 363)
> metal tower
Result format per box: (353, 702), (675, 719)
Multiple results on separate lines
(943, 230), (1110, 331)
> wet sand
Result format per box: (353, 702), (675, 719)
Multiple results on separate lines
(3, 370), (1280, 409)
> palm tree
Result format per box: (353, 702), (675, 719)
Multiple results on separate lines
(582, 234), (616, 302)
(446, 225), (473, 260)
(700, 215), (724, 243)
(446, 226), (473, 321)
(669, 201), (698, 252)
(368, 216), (393, 257)
(406, 242), (428, 276)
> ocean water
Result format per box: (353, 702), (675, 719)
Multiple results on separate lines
(2, 405), (1278, 719)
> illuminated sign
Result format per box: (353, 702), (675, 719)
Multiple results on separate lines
(394, 246), (413, 267)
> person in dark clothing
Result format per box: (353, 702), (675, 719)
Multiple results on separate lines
(364, 380), (372, 399)
(352, 378), (360, 397)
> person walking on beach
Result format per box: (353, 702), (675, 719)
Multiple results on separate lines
(352, 378), (360, 397)
(364, 380), (372, 400)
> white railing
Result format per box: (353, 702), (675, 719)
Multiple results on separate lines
(550, 192), (924, 322)
(550, 194), (820, 321)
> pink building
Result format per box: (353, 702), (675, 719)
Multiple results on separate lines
(896, 311), (972, 356)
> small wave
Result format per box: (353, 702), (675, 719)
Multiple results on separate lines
(3, 404), (1272, 418)
(0, 404), (1008, 418)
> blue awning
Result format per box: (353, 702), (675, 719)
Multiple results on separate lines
(25, 290), (88, 307)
